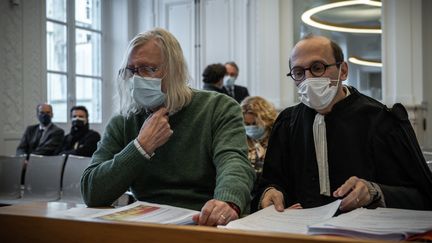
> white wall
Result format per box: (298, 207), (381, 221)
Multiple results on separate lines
(0, 0), (46, 155)
(422, 0), (432, 149)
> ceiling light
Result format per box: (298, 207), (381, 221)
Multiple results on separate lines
(301, 0), (382, 34)
(348, 57), (382, 67)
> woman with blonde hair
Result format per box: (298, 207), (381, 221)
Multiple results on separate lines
(241, 96), (277, 175)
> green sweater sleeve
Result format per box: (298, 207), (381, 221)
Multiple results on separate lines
(80, 115), (146, 206)
(211, 96), (256, 213)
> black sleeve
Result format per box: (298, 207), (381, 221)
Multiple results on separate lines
(16, 126), (31, 155)
(251, 108), (293, 211)
(371, 104), (432, 210)
(73, 131), (101, 157)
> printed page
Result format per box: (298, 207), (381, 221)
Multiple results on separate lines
(59, 201), (199, 225)
(308, 207), (432, 240)
(223, 199), (341, 234)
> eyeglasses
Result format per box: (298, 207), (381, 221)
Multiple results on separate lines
(120, 64), (160, 80)
(287, 61), (341, 81)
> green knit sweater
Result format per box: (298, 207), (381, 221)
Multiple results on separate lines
(81, 89), (255, 213)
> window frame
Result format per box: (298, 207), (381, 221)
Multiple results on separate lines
(46, 0), (103, 125)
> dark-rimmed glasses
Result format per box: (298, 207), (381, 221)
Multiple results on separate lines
(287, 61), (340, 81)
(120, 64), (160, 80)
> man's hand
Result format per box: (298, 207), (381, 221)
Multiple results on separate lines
(287, 203), (302, 209)
(261, 188), (285, 212)
(192, 199), (239, 226)
(333, 176), (371, 212)
(136, 107), (173, 154)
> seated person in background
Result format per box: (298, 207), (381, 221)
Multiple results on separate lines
(240, 96), (277, 176)
(224, 61), (250, 103)
(253, 35), (432, 213)
(57, 106), (101, 157)
(81, 28), (255, 226)
(16, 103), (64, 157)
(202, 63), (229, 95)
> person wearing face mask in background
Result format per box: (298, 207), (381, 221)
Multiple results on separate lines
(57, 106), (100, 157)
(241, 96), (277, 198)
(202, 63), (230, 95)
(241, 96), (277, 176)
(224, 61), (250, 103)
(81, 28), (255, 226)
(252, 35), (432, 213)
(16, 103), (64, 158)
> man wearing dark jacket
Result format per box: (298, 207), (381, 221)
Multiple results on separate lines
(16, 103), (64, 157)
(57, 106), (100, 157)
(202, 63), (230, 96)
(224, 61), (250, 103)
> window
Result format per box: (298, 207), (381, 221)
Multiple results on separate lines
(46, 0), (102, 123)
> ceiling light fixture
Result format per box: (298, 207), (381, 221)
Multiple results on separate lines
(301, 0), (382, 34)
(348, 56), (382, 67)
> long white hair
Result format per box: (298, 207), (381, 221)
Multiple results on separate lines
(117, 28), (193, 116)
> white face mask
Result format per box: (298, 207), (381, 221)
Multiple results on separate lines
(223, 76), (236, 87)
(130, 75), (165, 110)
(297, 67), (342, 110)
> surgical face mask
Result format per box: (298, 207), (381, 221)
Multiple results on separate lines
(130, 75), (166, 110)
(297, 66), (342, 110)
(72, 118), (86, 127)
(245, 125), (265, 140)
(72, 117), (86, 130)
(223, 76), (236, 87)
(38, 113), (51, 126)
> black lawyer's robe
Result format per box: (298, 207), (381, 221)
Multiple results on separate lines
(253, 86), (432, 211)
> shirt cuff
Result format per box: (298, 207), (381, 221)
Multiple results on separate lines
(226, 202), (240, 216)
(363, 180), (386, 208)
(133, 138), (154, 160)
(258, 186), (276, 210)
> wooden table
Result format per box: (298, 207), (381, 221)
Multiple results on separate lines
(0, 202), (396, 243)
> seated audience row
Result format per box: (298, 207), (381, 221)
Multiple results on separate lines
(16, 104), (100, 158)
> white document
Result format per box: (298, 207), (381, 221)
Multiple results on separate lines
(308, 207), (432, 240)
(224, 200), (341, 234)
(60, 201), (199, 225)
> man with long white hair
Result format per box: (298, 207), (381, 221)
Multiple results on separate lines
(81, 28), (254, 226)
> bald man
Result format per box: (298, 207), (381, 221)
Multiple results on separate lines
(253, 35), (432, 213)
(16, 103), (64, 157)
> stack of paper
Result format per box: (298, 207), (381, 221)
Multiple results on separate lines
(308, 207), (432, 240)
(60, 201), (199, 225)
(225, 200), (432, 241)
(223, 200), (341, 234)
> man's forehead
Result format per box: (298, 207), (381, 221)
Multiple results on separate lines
(129, 39), (162, 64)
(291, 38), (333, 66)
(226, 64), (237, 73)
(39, 105), (52, 112)
(73, 110), (86, 116)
